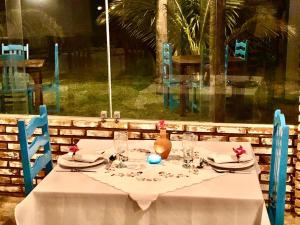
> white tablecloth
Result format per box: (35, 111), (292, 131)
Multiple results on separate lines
(15, 140), (266, 225)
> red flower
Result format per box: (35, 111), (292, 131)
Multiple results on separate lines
(69, 145), (79, 154)
(233, 145), (246, 159)
(159, 120), (166, 129)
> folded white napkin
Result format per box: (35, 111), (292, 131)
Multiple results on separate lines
(207, 153), (252, 164)
(63, 152), (102, 163)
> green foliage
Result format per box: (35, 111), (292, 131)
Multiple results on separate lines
(97, 0), (156, 50)
(226, 1), (296, 43)
(97, 0), (296, 55)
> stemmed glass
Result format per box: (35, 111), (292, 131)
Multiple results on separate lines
(114, 131), (128, 168)
(182, 132), (195, 168)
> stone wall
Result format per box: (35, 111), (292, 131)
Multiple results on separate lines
(0, 114), (298, 212)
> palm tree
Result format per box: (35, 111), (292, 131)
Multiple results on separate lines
(156, 0), (168, 79)
(97, 0), (296, 78)
(97, 0), (246, 78)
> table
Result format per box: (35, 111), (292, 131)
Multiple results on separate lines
(0, 59), (45, 111)
(15, 140), (266, 225)
(172, 56), (202, 116)
(172, 55), (201, 74)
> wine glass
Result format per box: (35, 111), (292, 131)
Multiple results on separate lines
(182, 132), (195, 168)
(114, 131), (128, 168)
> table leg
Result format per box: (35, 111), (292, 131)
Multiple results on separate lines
(31, 70), (43, 111)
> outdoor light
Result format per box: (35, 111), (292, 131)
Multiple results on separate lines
(97, 6), (102, 11)
(100, 111), (107, 122)
(114, 111), (120, 123)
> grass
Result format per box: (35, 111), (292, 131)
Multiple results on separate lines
(33, 49), (300, 124)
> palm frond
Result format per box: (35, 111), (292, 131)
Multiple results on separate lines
(227, 2), (296, 42)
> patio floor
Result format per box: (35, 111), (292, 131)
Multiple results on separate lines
(1, 196), (299, 225)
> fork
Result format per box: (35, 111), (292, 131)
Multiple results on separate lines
(56, 168), (96, 172)
(212, 168), (252, 174)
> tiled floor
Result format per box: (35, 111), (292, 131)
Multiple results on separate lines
(1, 196), (299, 225)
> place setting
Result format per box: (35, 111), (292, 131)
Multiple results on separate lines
(56, 145), (106, 172)
(204, 145), (255, 173)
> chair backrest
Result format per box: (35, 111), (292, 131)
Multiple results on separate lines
(18, 105), (53, 195)
(2, 44), (29, 60)
(268, 109), (289, 225)
(224, 45), (229, 76)
(0, 54), (28, 91)
(54, 43), (59, 85)
(162, 43), (173, 80)
(234, 40), (248, 60)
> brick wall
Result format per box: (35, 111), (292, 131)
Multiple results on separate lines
(295, 97), (300, 215)
(0, 114), (298, 212)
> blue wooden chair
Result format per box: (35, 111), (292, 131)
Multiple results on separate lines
(41, 43), (60, 113)
(234, 40), (248, 61)
(224, 44), (229, 78)
(18, 105), (53, 195)
(2, 43), (29, 59)
(162, 43), (180, 111)
(225, 40), (248, 80)
(0, 54), (34, 113)
(267, 109), (289, 225)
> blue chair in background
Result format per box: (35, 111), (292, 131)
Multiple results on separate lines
(224, 44), (229, 78)
(190, 46), (210, 113)
(2, 43), (29, 59)
(234, 40), (248, 61)
(225, 40), (248, 80)
(41, 43), (60, 113)
(18, 105), (53, 195)
(267, 109), (289, 225)
(0, 54), (34, 113)
(162, 43), (180, 111)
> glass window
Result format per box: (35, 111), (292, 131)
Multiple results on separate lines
(0, 0), (298, 124)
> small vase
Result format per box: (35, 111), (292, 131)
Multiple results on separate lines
(154, 128), (172, 159)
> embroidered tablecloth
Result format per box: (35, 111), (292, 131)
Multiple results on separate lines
(79, 141), (225, 210)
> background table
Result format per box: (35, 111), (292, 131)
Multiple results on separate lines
(0, 59), (45, 111)
(15, 140), (266, 225)
(172, 56), (201, 116)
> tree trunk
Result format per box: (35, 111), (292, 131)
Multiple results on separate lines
(209, 0), (226, 122)
(156, 0), (168, 81)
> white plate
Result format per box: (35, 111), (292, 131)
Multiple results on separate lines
(206, 158), (255, 171)
(57, 156), (105, 168)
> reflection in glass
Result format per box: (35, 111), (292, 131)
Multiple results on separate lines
(0, 0), (298, 125)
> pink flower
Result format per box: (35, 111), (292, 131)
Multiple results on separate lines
(158, 120), (166, 129)
(69, 145), (79, 155)
(233, 145), (246, 159)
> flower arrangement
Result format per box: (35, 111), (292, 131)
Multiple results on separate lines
(233, 145), (246, 162)
(69, 145), (79, 157)
(159, 120), (166, 129)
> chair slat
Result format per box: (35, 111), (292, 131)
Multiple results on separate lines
(30, 152), (52, 180)
(2, 43), (29, 59)
(28, 135), (49, 159)
(234, 40), (248, 61)
(26, 114), (47, 138)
